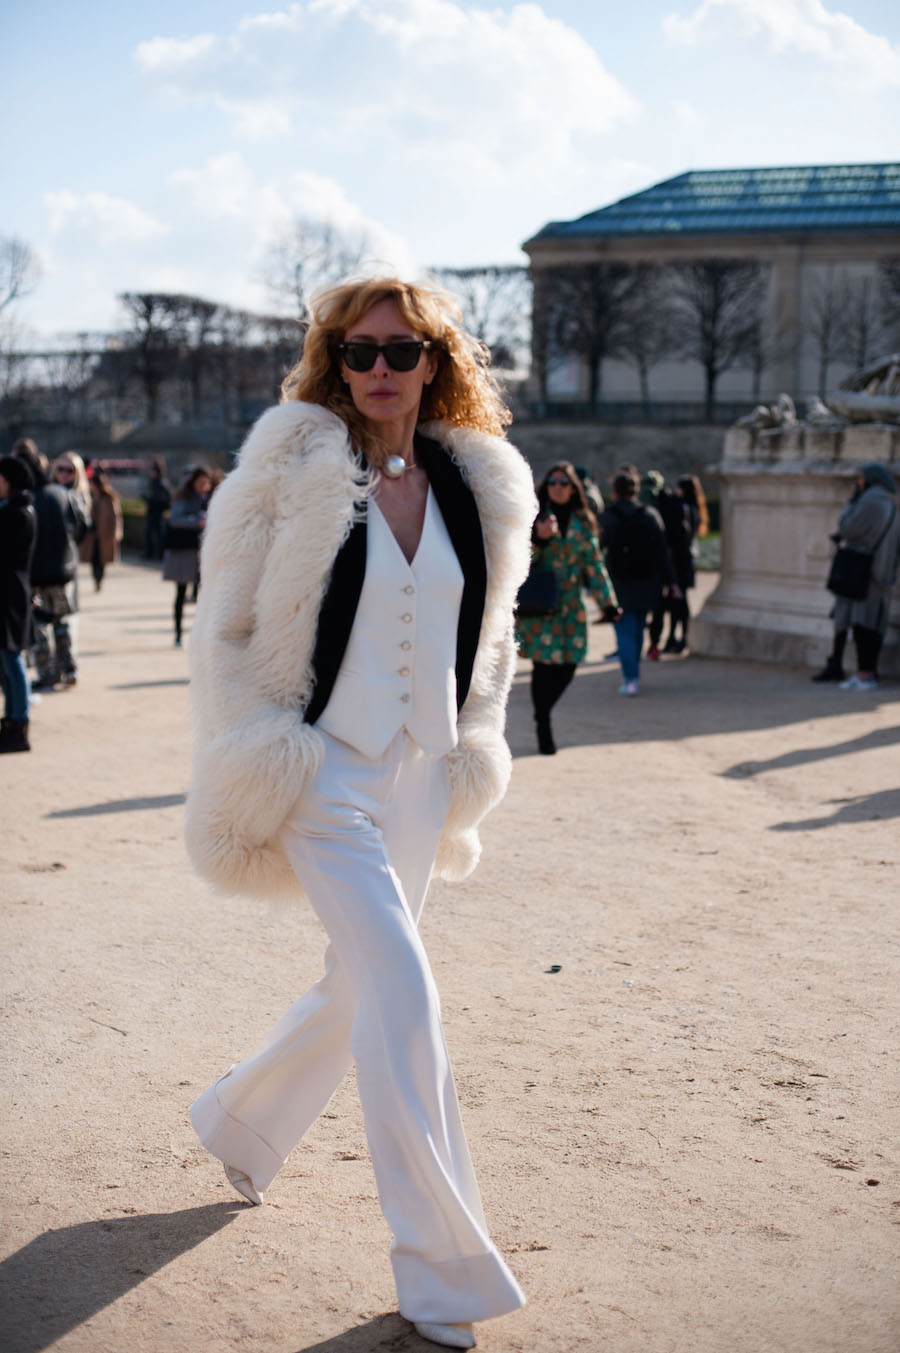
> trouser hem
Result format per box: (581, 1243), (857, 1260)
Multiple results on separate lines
(190, 1072), (283, 1193)
(393, 1248), (526, 1323)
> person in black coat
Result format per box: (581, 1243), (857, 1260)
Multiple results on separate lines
(12, 438), (89, 689)
(142, 456), (171, 560)
(599, 471), (677, 695)
(647, 483), (693, 658)
(0, 456), (37, 752)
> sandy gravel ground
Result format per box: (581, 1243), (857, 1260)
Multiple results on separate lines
(1, 561), (898, 1353)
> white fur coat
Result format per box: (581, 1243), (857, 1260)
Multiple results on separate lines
(184, 401), (536, 901)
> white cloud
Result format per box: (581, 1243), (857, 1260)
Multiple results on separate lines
(237, 5), (307, 37)
(212, 95), (294, 140)
(672, 99), (703, 128)
(135, 33), (220, 71)
(169, 152), (418, 276)
(169, 151), (257, 219)
(43, 190), (170, 244)
(136, 0), (638, 170)
(663, 0), (900, 91)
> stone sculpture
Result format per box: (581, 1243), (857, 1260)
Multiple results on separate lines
(736, 392), (798, 429)
(806, 395), (844, 425)
(827, 353), (900, 424)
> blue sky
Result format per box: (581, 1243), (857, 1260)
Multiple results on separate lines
(3, 0), (899, 339)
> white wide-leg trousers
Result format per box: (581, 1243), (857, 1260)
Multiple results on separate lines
(190, 729), (525, 1324)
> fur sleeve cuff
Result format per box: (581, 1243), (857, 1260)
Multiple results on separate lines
(185, 718), (324, 897)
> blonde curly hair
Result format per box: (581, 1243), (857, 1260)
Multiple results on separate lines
(281, 276), (511, 464)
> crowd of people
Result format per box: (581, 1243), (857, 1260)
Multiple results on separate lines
(0, 437), (125, 754)
(4, 425), (898, 769)
(515, 462), (709, 753)
(0, 436), (218, 754)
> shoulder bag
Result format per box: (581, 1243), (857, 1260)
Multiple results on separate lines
(163, 521), (202, 551)
(516, 563), (559, 617)
(826, 507), (897, 601)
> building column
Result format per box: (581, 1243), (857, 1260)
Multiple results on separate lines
(767, 242), (803, 400)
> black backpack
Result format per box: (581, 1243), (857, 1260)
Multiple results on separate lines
(607, 504), (657, 581)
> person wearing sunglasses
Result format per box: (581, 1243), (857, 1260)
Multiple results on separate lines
(185, 277), (534, 1349)
(516, 462), (619, 754)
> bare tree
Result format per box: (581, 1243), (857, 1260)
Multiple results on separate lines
(37, 338), (101, 422)
(0, 312), (29, 402)
(118, 292), (190, 422)
(3, 291), (307, 431)
(669, 259), (765, 419)
(840, 275), (884, 370)
(178, 297), (221, 420)
(0, 235), (41, 313)
(807, 269), (846, 397)
(807, 269), (885, 393)
(612, 265), (677, 413)
(92, 339), (142, 422)
(256, 314), (306, 401)
(547, 262), (633, 412)
(427, 265), (530, 368)
(736, 305), (794, 402)
(262, 217), (374, 328)
(214, 306), (260, 422)
(879, 259), (900, 348)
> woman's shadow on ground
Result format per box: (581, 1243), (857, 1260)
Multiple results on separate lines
(0, 1203), (241, 1353)
(1, 1206), (458, 1353)
(506, 654), (900, 757)
(298, 1314), (443, 1351)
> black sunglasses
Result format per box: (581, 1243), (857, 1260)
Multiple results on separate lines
(339, 340), (432, 372)
(546, 476), (571, 487)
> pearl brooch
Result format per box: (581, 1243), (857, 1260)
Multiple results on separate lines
(383, 455), (417, 478)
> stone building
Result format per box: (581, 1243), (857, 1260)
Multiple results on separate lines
(523, 163), (900, 420)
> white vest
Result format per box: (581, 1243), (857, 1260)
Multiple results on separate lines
(316, 488), (464, 759)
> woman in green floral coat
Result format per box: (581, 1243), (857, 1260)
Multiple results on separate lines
(516, 462), (618, 754)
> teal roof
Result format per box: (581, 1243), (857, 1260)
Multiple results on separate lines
(530, 164), (900, 241)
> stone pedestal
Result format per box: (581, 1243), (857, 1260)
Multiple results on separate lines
(693, 422), (900, 675)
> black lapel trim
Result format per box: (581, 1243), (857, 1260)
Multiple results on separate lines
(304, 511), (367, 726)
(415, 432), (487, 711)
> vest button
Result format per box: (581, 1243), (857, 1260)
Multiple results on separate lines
(403, 585), (415, 595)
(400, 641), (411, 650)
(401, 613), (412, 623)
(399, 667), (410, 677)
(400, 694), (410, 703)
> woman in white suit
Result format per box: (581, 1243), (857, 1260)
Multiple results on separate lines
(186, 278), (535, 1349)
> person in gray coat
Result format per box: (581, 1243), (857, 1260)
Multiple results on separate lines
(162, 466), (211, 647)
(831, 463), (900, 691)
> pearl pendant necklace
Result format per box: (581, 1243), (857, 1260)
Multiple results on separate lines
(383, 454), (417, 478)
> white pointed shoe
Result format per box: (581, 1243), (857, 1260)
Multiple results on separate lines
(413, 1322), (476, 1349)
(224, 1164), (264, 1206)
